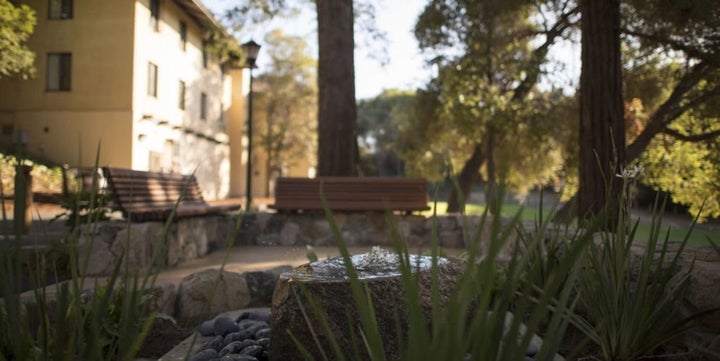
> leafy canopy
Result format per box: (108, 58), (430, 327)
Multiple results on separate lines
(0, 0), (36, 79)
(402, 0), (574, 194)
(253, 29), (317, 189)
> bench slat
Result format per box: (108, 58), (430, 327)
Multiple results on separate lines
(271, 177), (429, 213)
(103, 167), (241, 221)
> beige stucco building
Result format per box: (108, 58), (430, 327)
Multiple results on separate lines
(0, 0), (260, 199)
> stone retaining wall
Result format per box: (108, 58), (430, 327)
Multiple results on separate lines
(75, 212), (718, 342)
(79, 213), (536, 276)
(78, 213), (516, 276)
(79, 212), (719, 278)
(235, 212), (514, 249)
(78, 215), (237, 276)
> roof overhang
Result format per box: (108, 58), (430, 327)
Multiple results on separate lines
(173, 0), (224, 33)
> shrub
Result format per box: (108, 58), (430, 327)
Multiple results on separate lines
(289, 173), (711, 361)
(0, 155), (163, 361)
(289, 199), (593, 361)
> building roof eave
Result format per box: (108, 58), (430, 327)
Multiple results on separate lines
(173, 0), (224, 33)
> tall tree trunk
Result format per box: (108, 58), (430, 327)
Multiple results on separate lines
(555, 61), (716, 223)
(578, 0), (625, 227)
(265, 156), (272, 197)
(446, 144), (484, 213)
(485, 126), (499, 214)
(316, 0), (359, 176)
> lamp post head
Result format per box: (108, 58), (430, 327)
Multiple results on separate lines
(242, 39), (261, 68)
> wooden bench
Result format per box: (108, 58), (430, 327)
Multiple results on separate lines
(270, 177), (430, 214)
(102, 167), (241, 222)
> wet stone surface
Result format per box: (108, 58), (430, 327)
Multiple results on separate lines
(290, 246), (447, 281)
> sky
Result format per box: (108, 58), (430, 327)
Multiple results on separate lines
(204, 0), (432, 99)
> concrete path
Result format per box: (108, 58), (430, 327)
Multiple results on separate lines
(154, 245), (376, 285)
(153, 244), (466, 286)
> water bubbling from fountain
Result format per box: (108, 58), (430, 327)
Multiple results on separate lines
(292, 246), (447, 281)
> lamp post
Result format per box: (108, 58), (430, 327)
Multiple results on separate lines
(242, 39), (261, 211)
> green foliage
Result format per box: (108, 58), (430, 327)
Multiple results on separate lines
(0, 154), (161, 361)
(618, 2), (720, 221)
(406, 0), (719, 221)
(0, 236), (157, 361)
(622, 52), (680, 115)
(659, 108), (716, 220)
(52, 190), (111, 229)
(623, 0), (719, 63)
(0, 0), (36, 79)
(622, 51), (720, 221)
(641, 130), (720, 221)
(253, 29), (317, 193)
(0, 153), (64, 195)
(219, 0), (299, 31)
(79, 282), (164, 359)
(571, 183), (702, 361)
(291, 193), (594, 360)
(406, 0), (576, 195)
(357, 89), (415, 176)
(288, 174), (711, 360)
(204, 30), (245, 66)
(395, 85), (448, 181)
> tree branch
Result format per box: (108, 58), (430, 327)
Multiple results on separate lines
(662, 127), (720, 142)
(512, 5), (579, 101)
(622, 28), (719, 64)
(626, 60), (715, 162)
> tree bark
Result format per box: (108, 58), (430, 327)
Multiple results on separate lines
(578, 0), (625, 227)
(446, 144), (484, 213)
(316, 0), (359, 176)
(555, 61), (718, 222)
(485, 126), (500, 214)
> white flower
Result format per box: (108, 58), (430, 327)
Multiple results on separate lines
(616, 164), (645, 179)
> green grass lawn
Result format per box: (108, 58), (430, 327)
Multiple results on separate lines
(425, 201), (719, 247)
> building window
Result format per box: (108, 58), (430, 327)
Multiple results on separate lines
(49, 0), (73, 19)
(148, 62), (158, 97)
(200, 92), (207, 120)
(202, 41), (208, 68)
(178, 80), (186, 110)
(179, 21), (187, 51)
(149, 0), (160, 31)
(46, 53), (71, 91)
(219, 102), (224, 125)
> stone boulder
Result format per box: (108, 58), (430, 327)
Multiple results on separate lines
(244, 265), (293, 307)
(176, 269), (251, 325)
(78, 221), (169, 276)
(77, 223), (123, 276)
(146, 281), (177, 316)
(270, 248), (464, 361)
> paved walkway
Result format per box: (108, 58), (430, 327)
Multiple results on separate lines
(154, 245), (376, 285)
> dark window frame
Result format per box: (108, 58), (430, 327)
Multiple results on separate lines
(200, 92), (208, 121)
(178, 80), (186, 110)
(46, 53), (72, 92)
(48, 0), (73, 20)
(219, 102), (224, 125)
(202, 41), (208, 68)
(148, 62), (158, 98)
(179, 21), (187, 51)
(149, 0), (160, 31)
